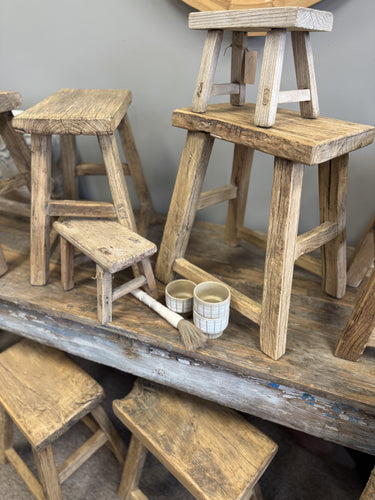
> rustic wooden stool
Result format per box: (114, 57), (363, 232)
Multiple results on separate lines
(0, 339), (126, 499)
(155, 103), (375, 360)
(0, 90), (31, 215)
(12, 88), (155, 286)
(189, 7), (333, 127)
(113, 379), (277, 500)
(53, 217), (158, 324)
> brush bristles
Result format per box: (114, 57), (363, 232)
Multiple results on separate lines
(178, 319), (206, 351)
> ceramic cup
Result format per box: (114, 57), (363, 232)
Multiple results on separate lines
(165, 279), (196, 314)
(193, 309), (229, 339)
(193, 281), (231, 319)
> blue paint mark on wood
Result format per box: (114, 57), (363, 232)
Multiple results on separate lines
(268, 382), (280, 389)
(302, 393), (315, 406)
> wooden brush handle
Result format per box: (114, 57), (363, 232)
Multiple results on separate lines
(131, 289), (182, 329)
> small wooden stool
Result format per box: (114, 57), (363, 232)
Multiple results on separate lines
(12, 88), (155, 286)
(0, 339), (126, 499)
(155, 104), (375, 359)
(113, 379), (277, 500)
(53, 218), (158, 324)
(0, 90), (31, 215)
(189, 7), (333, 127)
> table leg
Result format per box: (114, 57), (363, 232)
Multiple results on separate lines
(155, 131), (214, 284)
(260, 158), (304, 360)
(30, 134), (52, 285)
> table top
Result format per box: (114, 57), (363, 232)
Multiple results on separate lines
(0, 213), (374, 454)
(172, 103), (375, 165)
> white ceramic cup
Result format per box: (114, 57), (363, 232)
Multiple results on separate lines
(193, 309), (229, 339)
(193, 281), (231, 319)
(165, 279), (196, 314)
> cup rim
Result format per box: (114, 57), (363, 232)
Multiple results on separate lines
(194, 281), (231, 304)
(165, 279), (196, 300)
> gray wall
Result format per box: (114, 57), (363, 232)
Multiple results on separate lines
(1, 0), (374, 244)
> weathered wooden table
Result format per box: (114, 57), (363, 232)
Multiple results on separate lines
(0, 213), (374, 455)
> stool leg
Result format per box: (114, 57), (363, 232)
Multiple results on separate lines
(96, 265), (113, 324)
(60, 236), (75, 291)
(33, 445), (62, 500)
(192, 29), (223, 112)
(319, 154), (348, 298)
(155, 131), (215, 284)
(30, 134), (52, 285)
(292, 31), (319, 119)
(140, 257), (158, 299)
(90, 405), (126, 464)
(0, 245), (7, 277)
(230, 31), (247, 107)
(225, 145), (254, 246)
(255, 29), (287, 128)
(98, 134), (137, 232)
(60, 135), (78, 199)
(118, 435), (148, 500)
(117, 115), (156, 236)
(260, 158), (304, 360)
(0, 404), (13, 464)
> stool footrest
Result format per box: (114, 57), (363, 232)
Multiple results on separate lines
(278, 89), (311, 104)
(211, 83), (240, 97)
(295, 221), (339, 260)
(5, 448), (44, 500)
(113, 275), (147, 302)
(76, 162), (130, 177)
(197, 184), (237, 210)
(48, 200), (116, 218)
(173, 257), (261, 324)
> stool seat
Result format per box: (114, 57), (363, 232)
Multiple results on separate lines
(188, 6), (333, 32)
(12, 88), (132, 135)
(53, 218), (157, 273)
(172, 103), (375, 166)
(0, 339), (105, 451)
(0, 91), (22, 113)
(113, 379), (277, 500)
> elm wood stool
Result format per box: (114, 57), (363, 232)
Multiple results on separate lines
(0, 90), (31, 215)
(0, 339), (126, 500)
(53, 217), (158, 325)
(155, 103), (375, 360)
(189, 7), (333, 127)
(113, 379), (277, 500)
(12, 88), (155, 286)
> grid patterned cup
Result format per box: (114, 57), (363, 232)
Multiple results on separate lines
(193, 309), (229, 339)
(165, 279), (195, 314)
(193, 281), (230, 319)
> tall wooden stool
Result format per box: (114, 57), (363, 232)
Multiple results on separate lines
(0, 339), (126, 499)
(113, 379), (277, 500)
(189, 7), (333, 127)
(155, 103), (375, 359)
(12, 88), (155, 286)
(53, 218), (158, 325)
(0, 90), (31, 215)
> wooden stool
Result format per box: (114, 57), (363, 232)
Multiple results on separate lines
(189, 7), (333, 127)
(53, 217), (158, 325)
(0, 90), (31, 216)
(113, 379), (277, 500)
(0, 339), (126, 499)
(0, 245), (7, 276)
(12, 88), (155, 286)
(155, 103), (375, 360)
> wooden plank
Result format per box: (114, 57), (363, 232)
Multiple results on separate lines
(260, 159), (304, 360)
(48, 199), (116, 217)
(197, 184), (237, 210)
(255, 28), (286, 128)
(182, 1), (322, 12)
(76, 162), (130, 176)
(192, 30), (223, 112)
(211, 83), (240, 96)
(347, 213), (375, 287)
(155, 131), (215, 284)
(294, 221), (339, 260)
(113, 276), (147, 302)
(277, 89), (310, 104)
(172, 103), (375, 166)
(319, 154), (348, 299)
(12, 88), (132, 135)
(188, 7), (333, 32)
(173, 257), (261, 323)
(6, 448), (44, 500)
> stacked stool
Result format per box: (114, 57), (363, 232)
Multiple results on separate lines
(155, 7), (375, 359)
(113, 379), (277, 500)
(12, 88), (155, 286)
(0, 339), (125, 499)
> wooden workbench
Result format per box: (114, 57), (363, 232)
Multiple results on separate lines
(0, 212), (374, 456)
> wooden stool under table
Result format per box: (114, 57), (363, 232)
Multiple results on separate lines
(53, 217), (158, 324)
(113, 379), (277, 500)
(189, 6), (333, 127)
(0, 339), (126, 499)
(12, 88), (155, 286)
(155, 103), (375, 360)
